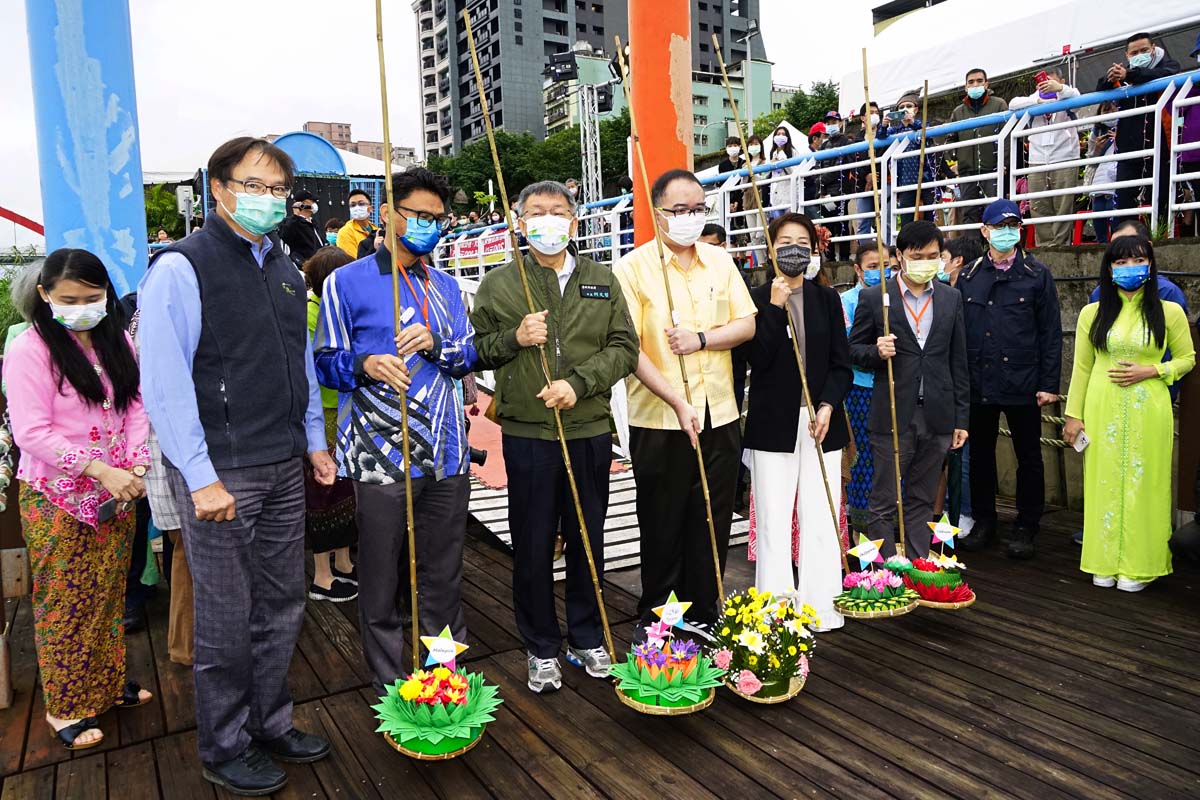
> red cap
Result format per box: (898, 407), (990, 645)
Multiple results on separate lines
(809, 122), (828, 135)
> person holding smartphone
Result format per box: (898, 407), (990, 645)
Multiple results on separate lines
(3, 248), (153, 752)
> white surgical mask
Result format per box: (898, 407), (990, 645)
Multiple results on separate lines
(524, 214), (572, 255)
(869, 113), (880, 128)
(349, 205), (370, 221)
(825, 124), (840, 136)
(726, 146), (741, 158)
(748, 144), (762, 157)
(50, 299), (108, 332)
(663, 214), (707, 247)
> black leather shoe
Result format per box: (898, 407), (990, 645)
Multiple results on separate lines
(958, 519), (996, 552)
(253, 727), (330, 764)
(122, 605), (146, 634)
(202, 747), (286, 797)
(1007, 525), (1037, 560)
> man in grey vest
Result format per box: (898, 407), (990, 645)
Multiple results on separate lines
(139, 137), (336, 796)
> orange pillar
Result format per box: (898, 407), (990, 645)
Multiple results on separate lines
(629, 0), (692, 245)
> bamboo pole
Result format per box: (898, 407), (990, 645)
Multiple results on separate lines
(912, 80), (931, 223)
(463, 10), (615, 663)
(614, 36), (724, 602)
(374, 0), (420, 672)
(861, 48), (907, 559)
(711, 34), (850, 576)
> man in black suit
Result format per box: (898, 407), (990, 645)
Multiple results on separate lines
(849, 221), (969, 558)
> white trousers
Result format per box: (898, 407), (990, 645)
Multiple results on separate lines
(748, 408), (845, 630)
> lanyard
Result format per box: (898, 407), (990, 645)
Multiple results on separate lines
(905, 292), (933, 336)
(399, 265), (430, 326)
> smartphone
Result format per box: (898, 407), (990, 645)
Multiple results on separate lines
(887, 110), (906, 123)
(1073, 431), (1090, 454)
(1035, 70), (1057, 100)
(97, 498), (118, 524)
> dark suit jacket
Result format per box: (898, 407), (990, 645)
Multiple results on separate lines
(737, 281), (852, 453)
(848, 277), (969, 435)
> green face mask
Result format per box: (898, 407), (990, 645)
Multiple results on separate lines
(224, 191), (286, 236)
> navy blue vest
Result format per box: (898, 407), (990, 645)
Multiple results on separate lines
(152, 214), (309, 471)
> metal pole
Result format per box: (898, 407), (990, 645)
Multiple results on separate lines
(912, 80), (930, 223)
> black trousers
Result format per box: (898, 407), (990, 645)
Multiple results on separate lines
(354, 474), (469, 692)
(630, 417), (740, 624)
(959, 176), (998, 238)
(125, 498), (152, 614)
(969, 403), (1044, 531)
(504, 433), (610, 658)
(1116, 154), (1172, 219)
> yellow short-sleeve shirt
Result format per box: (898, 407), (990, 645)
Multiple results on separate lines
(614, 239), (756, 431)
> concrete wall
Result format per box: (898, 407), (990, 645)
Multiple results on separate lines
(806, 238), (1200, 513)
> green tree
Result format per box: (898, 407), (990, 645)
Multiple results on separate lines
(144, 183), (184, 239)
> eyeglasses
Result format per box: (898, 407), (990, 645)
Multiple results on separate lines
(656, 205), (709, 218)
(226, 178), (292, 199)
(987, 221), (1021, 230)
(395, 204), (454, 231)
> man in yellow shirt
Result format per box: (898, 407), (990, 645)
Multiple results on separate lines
(613, 168), (756, 636)
(336, 189), (377, 257)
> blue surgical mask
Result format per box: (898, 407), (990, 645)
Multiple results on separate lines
(966, 86), (986, 100)
(1111, 263), (1151, 291)
(400, 216), (442, 255)
(1128, 52), (1153, 70)
(862, 267), (889, 287)
(988, 226), (1021, 253)
(223, 192), (286, 236)
(825, 124), (840, 136)
(325, 231), (338, 245)
(937, 268), (951, 283)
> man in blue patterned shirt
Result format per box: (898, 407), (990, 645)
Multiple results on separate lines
(314, 168), (477, 690)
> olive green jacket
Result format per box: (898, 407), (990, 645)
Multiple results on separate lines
(471, 250), (639, 441)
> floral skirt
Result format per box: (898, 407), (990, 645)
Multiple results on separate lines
(20, 484), (131, 718)
(845, 385), (874, 534)
(305, 408), (357, 554)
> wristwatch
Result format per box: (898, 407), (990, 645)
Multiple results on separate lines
(697, 331), (708, 351)
(131, 465), (148, 478)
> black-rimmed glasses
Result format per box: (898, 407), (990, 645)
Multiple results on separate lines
(227, 178), (292, 199)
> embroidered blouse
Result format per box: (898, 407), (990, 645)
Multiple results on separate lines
(3, 327), (151, 527)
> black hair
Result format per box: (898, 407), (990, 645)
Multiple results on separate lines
(302, 246), (355, 299)
(208, 137), (294, 187)
(650, 169), (702, 207)
(33, 249), (140, 413)
(347, 188), (372, 203)
(854, 244), (885, 267)
(700, 223), (727, 244)
(1091, 236), (1164, 351)
(1111, 218), (1151, 239)
(725, 136), (741, 147)
(857, 102), (880, 115)
(746, 134), (765, 161)
(966, 68), (988, 82)
(156, 228), (169, 236)
(1125, 32), (1154, 48)
(770, 127), (795, 160)
(895, 219), (945, 253)
(616, 175), (634, 192)
(324, 218), (343, 231)
(945, 236), (983, 264)
(391, 166), (451, 206)
(768, 213), (829, 286)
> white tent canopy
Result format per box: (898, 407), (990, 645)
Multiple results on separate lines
(839, 0), (1200, 111)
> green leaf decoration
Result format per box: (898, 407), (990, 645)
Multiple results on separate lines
(610, 653), (725, 706)
(372, 671), (503, 745)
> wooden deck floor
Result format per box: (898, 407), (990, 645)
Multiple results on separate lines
(2, 508), (1200, 800)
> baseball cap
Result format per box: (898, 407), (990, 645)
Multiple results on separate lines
(982, 198), (1022, 225)
(809, 122), (827, 135)
(291, 189), (316, 204)
(824, 110), (842, 120)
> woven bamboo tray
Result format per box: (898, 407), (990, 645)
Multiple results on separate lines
(384, 728), (483, 760)
(724, 675), (805, 704)
(614, 685), (715, 715)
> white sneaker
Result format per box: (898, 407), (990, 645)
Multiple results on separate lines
(1116, 577), (1148, 592)
(958, 515), (975, 536)
(565, 646), (611, 678)
(1092, 575), (1116, 588)
(527, 654), (562, 693)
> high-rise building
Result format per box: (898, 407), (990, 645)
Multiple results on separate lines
(415, 0), (767, 155)
(303, 121), (354, 148)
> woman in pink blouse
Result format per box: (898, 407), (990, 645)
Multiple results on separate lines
(3, 249), (153, 750)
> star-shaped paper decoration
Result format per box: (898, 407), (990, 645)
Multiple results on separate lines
(420, 625), (469, 670)
(928, 514), (960, 549)
(653, 591), (692, 629)
(847, 533), (885, 570)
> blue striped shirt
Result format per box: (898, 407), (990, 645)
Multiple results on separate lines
(313, 248), (477, 484)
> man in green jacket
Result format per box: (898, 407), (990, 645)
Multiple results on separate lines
(471, 180), (639, 694)
(946, 67), (1009, 235)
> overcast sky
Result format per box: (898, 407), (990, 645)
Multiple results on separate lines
(0, 0), (877, 248)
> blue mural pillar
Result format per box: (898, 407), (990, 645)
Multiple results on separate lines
(25, 0), (147, 296)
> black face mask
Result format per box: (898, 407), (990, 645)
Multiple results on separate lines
(776, 244), (811, 278)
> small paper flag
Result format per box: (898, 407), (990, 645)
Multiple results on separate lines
(928, 514), (960, 549)
(848, 533), (885, 570)
(652, 591), (692, 629)
(420, 625), (469, 671)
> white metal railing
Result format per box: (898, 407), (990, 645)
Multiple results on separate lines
(1169, 76), (1200, 230)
